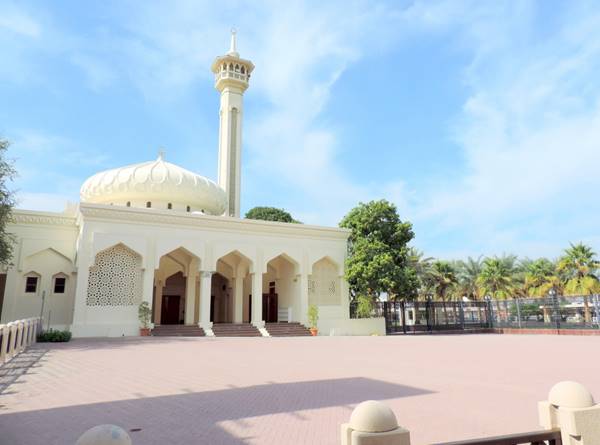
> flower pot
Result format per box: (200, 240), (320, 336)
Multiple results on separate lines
(140, 327), (151, 337)
(309, 328), (318, 336)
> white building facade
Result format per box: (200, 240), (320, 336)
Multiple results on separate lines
(0, 33), (385, 337)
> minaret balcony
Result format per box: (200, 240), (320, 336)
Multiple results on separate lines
(214, 71), (249, 83)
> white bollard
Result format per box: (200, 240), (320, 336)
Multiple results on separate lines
(341, 400), (411, 445)
(16, 321), (24, 353)
(23, 320), (30, 347)
(539, 381), (600, 445)
(76, 425), (132, 445)
(7, 323), (17, 360)
(33, 317), (39, 343)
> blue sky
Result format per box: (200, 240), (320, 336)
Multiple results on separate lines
(1, 0), (600, 260)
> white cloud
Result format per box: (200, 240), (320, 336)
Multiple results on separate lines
(407, 1), (600, 258)
(4, 0), (600, 259)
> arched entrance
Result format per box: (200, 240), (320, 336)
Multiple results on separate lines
(210, 272), (231, 323)
(264, 254), (300, 322)
(153, 248), (199, 326)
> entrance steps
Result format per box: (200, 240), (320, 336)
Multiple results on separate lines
(152, 325), (206, 337)
(212, 323), (262, 337)
(265, 322), (312, 337)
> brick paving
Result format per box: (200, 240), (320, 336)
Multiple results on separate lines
(0, 334), (598, 445)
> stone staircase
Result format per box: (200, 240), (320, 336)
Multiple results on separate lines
(212, 323), (262, 337)
(265, 322), (312, 337)
(152, 325), (206, 337)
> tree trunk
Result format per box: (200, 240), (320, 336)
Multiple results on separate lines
(583, 295), (591, 323)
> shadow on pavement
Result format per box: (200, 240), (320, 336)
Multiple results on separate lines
(0, 376), (432, 445)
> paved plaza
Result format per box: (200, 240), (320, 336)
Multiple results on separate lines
(0, 334), (598, 445)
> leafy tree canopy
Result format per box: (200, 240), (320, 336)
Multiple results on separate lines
(0, 138), (15, 266)
(244, 206), (300, 223)
(340, 199), (417, 300)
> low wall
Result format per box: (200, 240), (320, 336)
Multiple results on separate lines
(317, 317), (386, 336)
(494, 328), (600, 336)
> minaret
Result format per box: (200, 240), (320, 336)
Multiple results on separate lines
(211, 30), (254, 217)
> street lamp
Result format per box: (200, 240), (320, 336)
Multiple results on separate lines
(548, 287), (560, 330)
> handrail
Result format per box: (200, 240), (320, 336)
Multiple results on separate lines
(432, 428), (562, 445)
(0, 317), (42, 366)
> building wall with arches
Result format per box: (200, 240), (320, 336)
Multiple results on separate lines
(1, 204), (385, 336)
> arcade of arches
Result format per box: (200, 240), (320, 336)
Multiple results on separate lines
(149, 248), (341, 328)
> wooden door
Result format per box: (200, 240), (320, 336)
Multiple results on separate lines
(161, 295), (181, 325)
(262, 293), (278, 323)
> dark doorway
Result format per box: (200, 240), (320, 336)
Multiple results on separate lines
(0, 273), (6, 320)
(210, 295), (215, 322)
(262, 293), (278, 323)
(161, 295), (181, 325)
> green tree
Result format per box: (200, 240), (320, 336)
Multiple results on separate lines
(557, 243), (600, 323)
(244, 206), (300, 223)
(477, 257), (516, 319)
(524, 258), (560, 297)
(0, 138), (16, 265)
(425, 261), (458, 302)
(453, 256), (483, 300)
(407, 247), (433, 299)
(340, 200), (417, 301)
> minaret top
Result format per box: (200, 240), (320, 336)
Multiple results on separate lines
(211, 30), (255, 93)
(228, 28), (239, 57)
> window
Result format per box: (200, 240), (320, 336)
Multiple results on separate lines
(186, 206), (191, 212)
(241, 66), (245, 74)
(54, 277), (66, 294)
(167, 203), (172, 209)
(25, 276), (38, 293)
(146, 201), (151, 208)
(126, 201), (131, 207)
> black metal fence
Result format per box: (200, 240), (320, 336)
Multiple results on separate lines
(351, 300), (492, 334)
(489, 295), (600, 330)
(350, 294), (600, 334)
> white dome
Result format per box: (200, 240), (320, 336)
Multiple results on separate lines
(80, 154), (227, 215)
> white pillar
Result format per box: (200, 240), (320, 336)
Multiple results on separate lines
(199, 271), (213, 332)
(71, 254), (92, 334)
(185, 267), (197, 325)
(234, 275), (244, 323)
(299, 273), (309, 325)
(0, 324), (8, 364)
(251, 272), (263, 327)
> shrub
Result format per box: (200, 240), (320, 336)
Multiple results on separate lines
(37, 329), (72, 342)
(356, 295), (374, 318)
(308, 304), (319, 328)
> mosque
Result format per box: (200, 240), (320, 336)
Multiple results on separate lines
(0, 32), (384, 337)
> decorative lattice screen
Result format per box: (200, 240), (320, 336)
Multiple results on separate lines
(308, 259), (340, 305)
(87, 244), (142, 306)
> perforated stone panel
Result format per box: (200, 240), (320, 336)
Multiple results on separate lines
(87, 244), (142, 306)
(308, 259), (340, 306)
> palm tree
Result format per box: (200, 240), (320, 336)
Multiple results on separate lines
(477, 257), (516, 320)
(426, 261), (458, 324)
(454, 256), (483, 300)
(407, 247), (433, 300)
(524, 258), (559, 297)
(557, 243), (600, 323)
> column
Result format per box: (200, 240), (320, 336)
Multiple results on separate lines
(233, 275), (244, 323)
(299, 273), (309, 325)
(184, 266), (197, 325)
(199, 271), (213, 330)
(141, 257), (156, 307)
(251, 272), (263, 327)
(71, 254), (92, 332)
(153, 278), (163, 324)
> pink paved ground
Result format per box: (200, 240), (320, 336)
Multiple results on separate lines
(0, 334), (598, 445)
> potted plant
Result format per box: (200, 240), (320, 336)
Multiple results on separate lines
(308, 304), (319, 336)
(138, 301), (152, 336)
